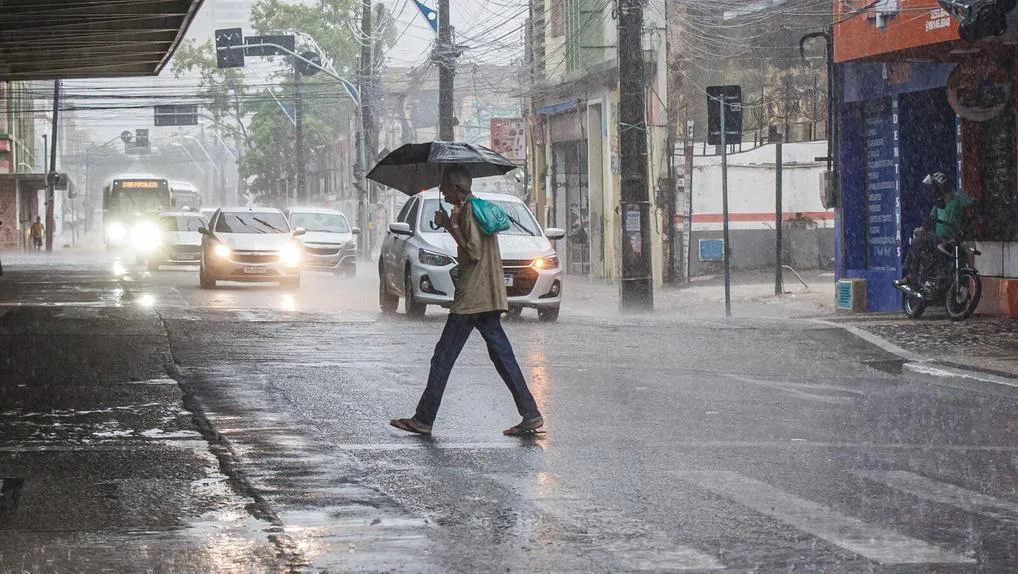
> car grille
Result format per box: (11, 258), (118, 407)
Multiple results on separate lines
(233, 251), (279, 264)
(505, 267), (537, 297)
(305, 244), (341, 256)
(169, 245), (201, 256)
(502, 259), (534, 268)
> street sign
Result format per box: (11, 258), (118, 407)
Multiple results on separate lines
(215, 28), (245, 68)
(295, 51), (322, 76)
(154, 104), (198, 127)
(706, 85), (742, 146)
(126, 128), (150, 155)
(244, 35), (295, 57)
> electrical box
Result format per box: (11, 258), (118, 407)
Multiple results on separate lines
(836, 278), (867, 312)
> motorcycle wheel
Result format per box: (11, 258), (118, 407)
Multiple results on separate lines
(945, 269), (981, 321)
(902, 290), (926, 319)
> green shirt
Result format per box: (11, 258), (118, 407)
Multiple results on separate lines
(932, 192), (974, 240)
(450, 200), (508, 315)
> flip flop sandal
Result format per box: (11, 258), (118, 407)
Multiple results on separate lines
(390, 418), (432, 436)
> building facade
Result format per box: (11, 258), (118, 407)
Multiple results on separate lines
(526, 0), (669, 282)
(0, 81), (39, 250)
(834, 1), (1018, 315)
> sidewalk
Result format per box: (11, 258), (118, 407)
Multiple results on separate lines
(563, 268), (1018, 394)
(562, 268), (837, 320)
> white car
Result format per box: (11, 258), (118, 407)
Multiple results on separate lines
(146, 211), (207, 271)
(285, 207), (359, 277)
(198, 207), (305, 289)
(378, 190), (566, 321)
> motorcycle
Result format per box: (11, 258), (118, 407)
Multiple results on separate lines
(892, 220), (982, 320)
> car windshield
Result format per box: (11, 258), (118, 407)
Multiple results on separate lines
(420, 198), (539, 236)
(215, 212), (290, 234)
(160, 216), (206, 232)
(289, 212), (350, 233)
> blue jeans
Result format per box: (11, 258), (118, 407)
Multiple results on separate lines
(414, 311), (541, 426)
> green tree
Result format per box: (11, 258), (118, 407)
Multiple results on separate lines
(171, 0), (396, 204)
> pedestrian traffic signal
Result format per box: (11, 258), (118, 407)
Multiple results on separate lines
(215, 28), (245, 69)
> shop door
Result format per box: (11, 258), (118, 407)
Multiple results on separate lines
(551, 141), (590, 275)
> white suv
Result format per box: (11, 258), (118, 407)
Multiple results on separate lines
(378, 190), (566, 321)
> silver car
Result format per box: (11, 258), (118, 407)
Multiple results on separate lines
(146, 211), (207, 271)
(198, 207), (305, 289)
(285, 207), (359, 277)
(378, 190), (566, 321)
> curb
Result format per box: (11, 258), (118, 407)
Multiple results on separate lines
(813, 319), (1018, 398)
(902, 362), (1018, 399)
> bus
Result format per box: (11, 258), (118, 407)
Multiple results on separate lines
(170, 181), (202, 211)
(102, 174), (171, 251)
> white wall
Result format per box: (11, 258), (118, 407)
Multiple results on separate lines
(690, 141), (832, 231)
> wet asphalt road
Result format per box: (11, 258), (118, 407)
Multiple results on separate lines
(3, 252), (1018, 572)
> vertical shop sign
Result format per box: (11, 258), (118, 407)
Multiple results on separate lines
(863, 98), (899, 270)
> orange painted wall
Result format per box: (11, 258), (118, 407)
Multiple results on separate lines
(834, 1), (960, 62)
(977, 277), (1018, 316)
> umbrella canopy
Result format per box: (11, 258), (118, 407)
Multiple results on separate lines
(366, 141), (518, 195)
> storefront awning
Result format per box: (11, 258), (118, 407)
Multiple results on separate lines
(0, 0), (204, 81)
(0, 173), (72, 192)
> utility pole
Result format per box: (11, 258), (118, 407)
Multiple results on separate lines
(720, 100), (732, 319)
(45, 80), (60, 254)
(775, 140), (783, 295)
(437, 0), (454, 140)
(617, 0), (653, 311)
(294, 64), (306, 203)
(358, 0), (374, 258)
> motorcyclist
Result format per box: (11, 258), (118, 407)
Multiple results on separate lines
(894, 172), (974, 289)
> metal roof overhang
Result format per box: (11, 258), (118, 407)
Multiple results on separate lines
(0, 0), (205, 81)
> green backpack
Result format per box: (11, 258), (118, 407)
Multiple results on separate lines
(468, 197), (510, 236)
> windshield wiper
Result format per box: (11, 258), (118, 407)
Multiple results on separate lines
(252, 217), (286, 234)
(506, 213), (537, 236)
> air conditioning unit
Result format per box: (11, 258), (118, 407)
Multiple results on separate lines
(836, 278), (867, 312)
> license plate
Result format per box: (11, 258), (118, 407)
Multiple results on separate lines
(243, 266), (265, 274)
(504, 274), (514, 287)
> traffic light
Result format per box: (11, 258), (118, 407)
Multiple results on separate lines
(215, 28), (245, 68)
(942, 0), (1018, 42)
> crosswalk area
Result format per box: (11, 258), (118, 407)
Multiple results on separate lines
(359, 450), (1017, 571)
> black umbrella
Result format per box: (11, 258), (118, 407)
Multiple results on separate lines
(366, 141), (518, 195)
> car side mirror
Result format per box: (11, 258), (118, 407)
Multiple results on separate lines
(389, 222), (412, 236)
(545, 227), (566, 241)
(293, 227), (307, 237)
(352, 227), (362, 235)
(198, 226), (209, 236)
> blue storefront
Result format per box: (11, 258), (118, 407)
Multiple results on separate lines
(836, 62), (957, 311)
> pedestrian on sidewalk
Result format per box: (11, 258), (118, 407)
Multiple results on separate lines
(390, 167), (544, 437)
(29, 217), (44, 251)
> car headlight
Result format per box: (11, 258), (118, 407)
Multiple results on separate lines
(107, 222), (126, 242)
(419, 249), (454, 266)
(130, 222), (161, 253)
(280, 242), (302, 266)
(532, 255), (560, 270)
(213, 243), (232, 259)
(344, 239), (358, 249)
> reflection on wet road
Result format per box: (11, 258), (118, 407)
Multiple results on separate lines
(3, 252), (1018, 571)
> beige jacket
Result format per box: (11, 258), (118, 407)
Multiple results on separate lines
(450, 199), (508, 314)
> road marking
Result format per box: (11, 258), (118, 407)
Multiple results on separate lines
(675, 471), (974, 565)
(340, 442), (522, 451)
(856, 470), (1018, 525)
(724, 374), (861, 405)
(485, 473), (726, 571)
